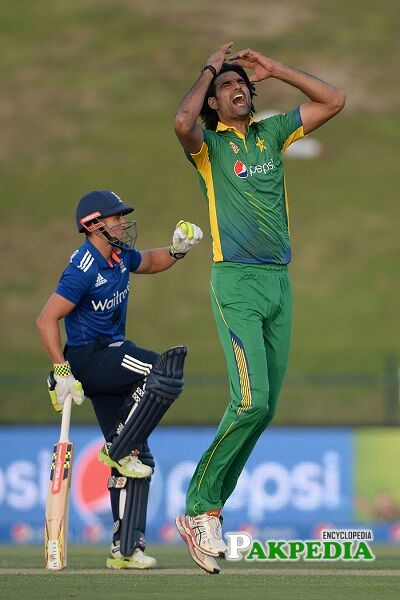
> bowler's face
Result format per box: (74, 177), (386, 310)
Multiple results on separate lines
(208, 72), (251, 122)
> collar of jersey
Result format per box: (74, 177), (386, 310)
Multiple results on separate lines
(84, 238), (121, 269)
(216, 116), (255, 139)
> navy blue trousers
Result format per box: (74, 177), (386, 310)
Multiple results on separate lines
(66, 337), (159, 439)
(66, 337), (159, 539)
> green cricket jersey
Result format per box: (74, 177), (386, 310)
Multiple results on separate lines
(186, 107), (304, 264)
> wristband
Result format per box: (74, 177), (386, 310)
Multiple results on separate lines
(169, 246), (186, 260)
(201, 64), (217, 78)
(53, 361), (72, 377)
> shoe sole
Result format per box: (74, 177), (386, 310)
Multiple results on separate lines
(176, 516), (220, 574)
(98, 451), (152, 479)
(106, 557), (156, 570)
(179, 515), (227, 559)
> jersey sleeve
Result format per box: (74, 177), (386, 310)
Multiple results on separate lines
(128, 248), (142, 272)
(258, 107), (304, 153)
(184, 128), (219, 171)
(56, 262), (97, 305)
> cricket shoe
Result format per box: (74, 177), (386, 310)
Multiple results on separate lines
(106, 542), (157, 570)
(176, 515), (221, 574)
(177, 512), (228, 558)
(98, 443), (153, 478)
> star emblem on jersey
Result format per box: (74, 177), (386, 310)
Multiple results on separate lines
(256, 137), (266, 152)
(95, 273), (108, 287)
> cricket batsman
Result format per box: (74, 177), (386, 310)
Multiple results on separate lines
(174, 43), (345, 573)
(37, 189), (202, 568)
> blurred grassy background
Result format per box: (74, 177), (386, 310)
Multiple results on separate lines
(356, 429), (400, 521)
(0, 0), (398, 424)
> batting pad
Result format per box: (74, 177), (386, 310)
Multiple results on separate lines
(108, 346), (187, 461)
(119, 476), (150, 556)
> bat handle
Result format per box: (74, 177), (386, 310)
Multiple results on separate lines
(60, 394), (73, 442)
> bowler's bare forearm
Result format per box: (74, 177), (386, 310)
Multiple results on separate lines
(175, 43), (234, 152)
(272, 62), (345, 108)
(272, 62), (345, 133)
(175, 70), (213, 131)
(174, 72), (212, 152)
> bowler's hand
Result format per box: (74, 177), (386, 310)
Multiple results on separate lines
(204, 42), (234, 74)
(171, 220), (203, 255)
(230, 49), (280, 82)
(48, 362), (85, 413)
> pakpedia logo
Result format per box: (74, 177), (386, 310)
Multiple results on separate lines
(234, 161), (248, 178)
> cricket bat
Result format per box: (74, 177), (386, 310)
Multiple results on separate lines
(45, 392), (73, 570)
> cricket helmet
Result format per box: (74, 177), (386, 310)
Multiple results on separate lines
(76, 190), (137, 250)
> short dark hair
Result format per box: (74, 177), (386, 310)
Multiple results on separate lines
(200, 63), (257, 131)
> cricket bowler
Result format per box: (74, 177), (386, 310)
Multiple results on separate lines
(174, 43), (345, 573)
(37, 190), (202, 568)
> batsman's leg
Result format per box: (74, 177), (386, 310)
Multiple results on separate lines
(69, 340), (165, 479)
(107, 444), (157, 569)
(107, 346), (187, 461)
(98, 382), (154, 478)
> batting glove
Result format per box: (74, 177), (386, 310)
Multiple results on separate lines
(47, 361), (85, 413)
(170, 221), (203, 259)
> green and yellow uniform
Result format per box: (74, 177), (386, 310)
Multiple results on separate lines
(186, 107), (303, 264)
(185, 108), (304, 516)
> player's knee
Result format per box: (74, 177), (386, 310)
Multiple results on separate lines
(259, 390), (280, 428)
(249, 402), (270, 421)
(119, 383), (146, 423)
(247, 385), (270, 419)
(108, 346), (187, 460)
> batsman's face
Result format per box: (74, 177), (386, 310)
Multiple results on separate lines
(103, 214), (126, 240)
(208, 72), (251, 121)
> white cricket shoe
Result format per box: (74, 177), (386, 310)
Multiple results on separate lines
(176, 515), (221, 574)
(177, 512), (228, 558)
(106, 542), (157, 569)
(98, 443), (153, 479)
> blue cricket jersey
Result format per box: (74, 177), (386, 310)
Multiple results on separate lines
(56, 239), (142, 346)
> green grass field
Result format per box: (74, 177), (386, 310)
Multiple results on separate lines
(0, 0), (399, 425)
(0, 545), (399, 600)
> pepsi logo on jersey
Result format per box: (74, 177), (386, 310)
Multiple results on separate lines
(234, 159), (276, 179)
(234, 161), (248, 178)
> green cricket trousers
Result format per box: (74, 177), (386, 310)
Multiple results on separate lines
(186, 262), (292, 516)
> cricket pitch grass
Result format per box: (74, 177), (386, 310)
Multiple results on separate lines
(0, 544), (399, 600)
